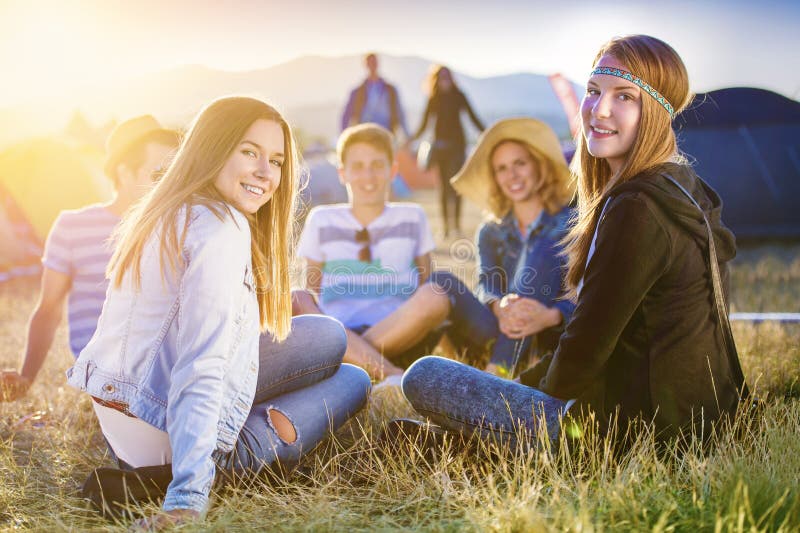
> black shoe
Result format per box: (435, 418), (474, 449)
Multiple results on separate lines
(81, 464), (172, 520)
(378, 418), (461, 463)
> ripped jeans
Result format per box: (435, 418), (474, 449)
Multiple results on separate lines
(217, 314), (371, 473)
(95, 315), (369, 510)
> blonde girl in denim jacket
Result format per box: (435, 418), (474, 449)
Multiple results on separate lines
(67, 96), (371, 528)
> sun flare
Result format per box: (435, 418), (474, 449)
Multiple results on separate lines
(1, 1), (100, 104)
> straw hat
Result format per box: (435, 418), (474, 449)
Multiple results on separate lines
(104, 115), (173, 178)
(451, 117), (570, 215)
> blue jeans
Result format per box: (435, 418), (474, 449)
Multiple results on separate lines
(218, 315), (371, 473)
(401, 356), (570, 446)
(427, 271), (533, 368)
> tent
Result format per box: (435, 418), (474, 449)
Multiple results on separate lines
(0, 138), (111, 282)
(676, 88), (800, 239)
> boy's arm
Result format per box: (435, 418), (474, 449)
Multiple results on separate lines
(413, 253), (432, 284)
(1, 267), (72, 401)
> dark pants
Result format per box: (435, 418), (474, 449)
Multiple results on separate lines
(430, 143), (465, 235)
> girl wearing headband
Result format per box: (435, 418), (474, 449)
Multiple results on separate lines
(399, 35), (747, 448)
(67, 97), (370, 528)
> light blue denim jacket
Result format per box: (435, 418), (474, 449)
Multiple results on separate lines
(66, 203), (259, 513)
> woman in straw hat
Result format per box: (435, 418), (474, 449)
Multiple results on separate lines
(363, 117), (574, 377)
(66, 96), (370, 528)
(397, 35), (747, 448)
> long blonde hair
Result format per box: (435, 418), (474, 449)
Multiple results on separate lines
(485, 139), (573, 221)
(108, 96), (298, 340)
(563, 35), (692, 300)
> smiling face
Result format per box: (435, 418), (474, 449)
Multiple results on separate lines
(339, 142), (397, 208)
(491, 140), (541, 205)
(214, 119), (285, 214)
(581, 54), (643, 174)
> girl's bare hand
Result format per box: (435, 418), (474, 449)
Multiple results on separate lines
(0, 371), (32, 402)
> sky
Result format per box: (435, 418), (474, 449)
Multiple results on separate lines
(1, 0), (799, 107)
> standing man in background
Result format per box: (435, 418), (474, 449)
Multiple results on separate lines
(0, 115), (179, 401)
(341, 52), (410, 140)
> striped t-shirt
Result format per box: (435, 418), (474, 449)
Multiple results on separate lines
(42, 204), (120, 357)
(296, 203), (435, 329)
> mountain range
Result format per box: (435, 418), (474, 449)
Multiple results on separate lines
(0, 54), (581, 148)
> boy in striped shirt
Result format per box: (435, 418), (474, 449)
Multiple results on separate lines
(1, 116), (178, 401)
(294, 123), (435, 380)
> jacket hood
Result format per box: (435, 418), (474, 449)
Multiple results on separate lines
(609, 162), (737, 263)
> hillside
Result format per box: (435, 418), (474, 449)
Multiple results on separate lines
(0, 54), (581, 147)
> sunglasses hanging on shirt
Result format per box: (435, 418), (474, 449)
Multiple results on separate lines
(356, 228), (371, 263)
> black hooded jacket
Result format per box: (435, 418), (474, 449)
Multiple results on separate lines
(520, 162), (744, 438)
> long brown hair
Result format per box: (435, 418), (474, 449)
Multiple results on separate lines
(563, 35), (692, 300)
(108, 96), (299, 340)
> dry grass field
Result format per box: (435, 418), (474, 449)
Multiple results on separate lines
(1, 189), (799, 531)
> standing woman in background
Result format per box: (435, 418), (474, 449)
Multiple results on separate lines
(67, 96), (370, 529)
(412, 65), (484, 238)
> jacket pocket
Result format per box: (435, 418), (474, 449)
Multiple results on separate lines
(243, 263), (255, 293)
(232, 264), (258, 353)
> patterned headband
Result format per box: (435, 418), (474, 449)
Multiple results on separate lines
(590, 66), (675, 119)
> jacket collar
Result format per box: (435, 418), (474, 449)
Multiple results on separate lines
(499, 209), (554, 242)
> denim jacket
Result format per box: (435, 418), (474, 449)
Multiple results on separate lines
(66, 203), (259, 513)
(475, 206), (575, 322)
